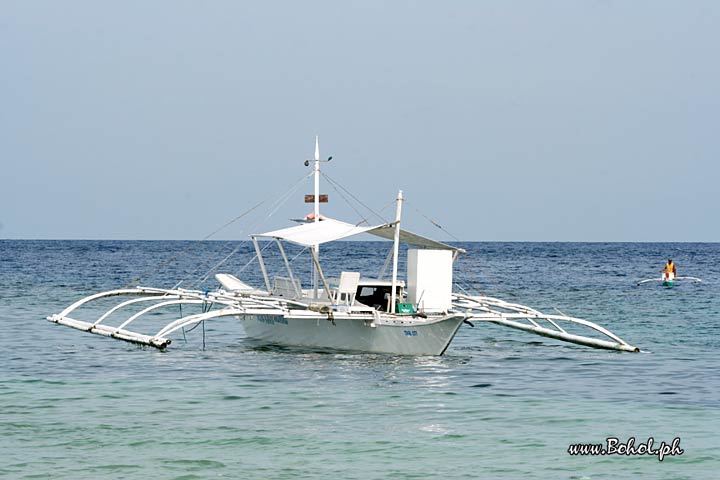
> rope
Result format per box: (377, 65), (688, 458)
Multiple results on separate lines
(230, 237), (301, 278)
(232, 251), (262, 278)
(320, 171), (501, 299)
(288, 246), (309, 264)
(193, 244), (250, 288)
(395, 199), (514, 299)
(194, 238), (273, 289)
(403, 199), (461, 242)
(171, 171), (312, 289)
(321, 172), (389, 224)
(321, 172), (372, 226)
(122, 199), (267, 288)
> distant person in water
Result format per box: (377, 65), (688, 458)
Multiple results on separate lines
(660, 259), (677, 280)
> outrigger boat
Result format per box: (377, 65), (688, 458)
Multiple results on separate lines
(637, 273), (702, 287)
(47, 139), (639, 354)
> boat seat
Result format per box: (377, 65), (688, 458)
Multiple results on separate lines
(272, 276), (302, 299)
(332, 271), (360, 305)
(215, 274), (256, 292)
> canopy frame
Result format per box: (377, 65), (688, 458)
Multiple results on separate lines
(252, 218), (464, 253)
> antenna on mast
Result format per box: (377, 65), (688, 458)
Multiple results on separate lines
(304, 137), (332, 167)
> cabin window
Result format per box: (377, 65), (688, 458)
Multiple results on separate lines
(355, 285), (402, 310)
(359, 287), (375, 297)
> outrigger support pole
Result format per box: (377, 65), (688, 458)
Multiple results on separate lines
(46, 286), (253, 350)
(453, 293), (639, 352)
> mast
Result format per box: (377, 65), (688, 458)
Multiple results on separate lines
(314, 136), (320, 224)
(390, 190), (403, 313)
(313, 136), (320, 299)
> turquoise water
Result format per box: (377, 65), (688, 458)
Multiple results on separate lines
(1, 241), (718, 479)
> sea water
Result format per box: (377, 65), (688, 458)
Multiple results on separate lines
(1, 240), (718, 479)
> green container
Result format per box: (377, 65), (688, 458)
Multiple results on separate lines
(396, 303), (416, 314)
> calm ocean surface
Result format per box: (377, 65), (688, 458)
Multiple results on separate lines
(1, 240), (718, 479)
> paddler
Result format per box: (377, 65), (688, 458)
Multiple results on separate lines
(660, 259), (677, 280)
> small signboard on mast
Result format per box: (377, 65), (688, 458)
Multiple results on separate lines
(304, 195), (328, 203)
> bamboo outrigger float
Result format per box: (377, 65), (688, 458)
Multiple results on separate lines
(637, 275), (702, 287)
(48, 138), (639, 354)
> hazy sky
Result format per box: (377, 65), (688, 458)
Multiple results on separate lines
(2, 1), (718, 241)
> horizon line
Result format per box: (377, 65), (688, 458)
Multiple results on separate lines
(1, 238), (718, 244)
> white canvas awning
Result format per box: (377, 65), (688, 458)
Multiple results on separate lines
(368, 225), (465, 253)
(254, 218), (380, 246)
(253, 218), (464, 253)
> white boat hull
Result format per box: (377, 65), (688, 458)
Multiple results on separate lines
(239, 312), (466, 355)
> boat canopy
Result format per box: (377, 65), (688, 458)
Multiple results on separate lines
(252, 218), (464, 253)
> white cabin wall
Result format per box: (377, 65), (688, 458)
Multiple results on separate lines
(407, 249), (453, 312)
